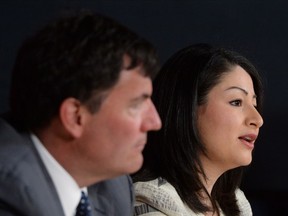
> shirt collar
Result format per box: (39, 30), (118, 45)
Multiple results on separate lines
(31, 133), (86, 216)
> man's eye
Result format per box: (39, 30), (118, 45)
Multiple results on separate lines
(230, 100), (242, 106)
(130, 102), (142, 109)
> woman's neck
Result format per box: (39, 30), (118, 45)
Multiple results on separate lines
(199, 155), (225, 195)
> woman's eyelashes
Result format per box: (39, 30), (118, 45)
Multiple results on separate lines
(229, 99), (258, 108)
(229, 99), (242, 107)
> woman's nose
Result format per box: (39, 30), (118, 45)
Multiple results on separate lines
(246, 106), (264, 128)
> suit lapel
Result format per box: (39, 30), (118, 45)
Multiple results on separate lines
(88, 185), (114, 216)
(21, 133), (66, 216)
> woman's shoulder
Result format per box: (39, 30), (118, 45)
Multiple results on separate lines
(134, 178), (178, 200)
(235, 188), (253, 216)
(134, 178), (196, 216)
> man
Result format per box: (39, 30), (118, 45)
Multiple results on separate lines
(0, 11), (161, 216)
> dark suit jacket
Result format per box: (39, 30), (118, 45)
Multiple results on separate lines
(0, 117), (134, 216)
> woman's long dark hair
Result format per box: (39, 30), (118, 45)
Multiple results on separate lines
(133, 43), (263, 216)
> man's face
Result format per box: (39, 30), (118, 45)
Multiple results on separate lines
(78, 65), (161, 180)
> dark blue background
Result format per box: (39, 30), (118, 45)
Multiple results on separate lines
(1, 1), (287, 214)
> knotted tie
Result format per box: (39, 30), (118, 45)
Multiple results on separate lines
(75, 191), (92, 216)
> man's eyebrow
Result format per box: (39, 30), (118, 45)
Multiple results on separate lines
(225, 86), (257, 98)
(131, 93), (150, 102)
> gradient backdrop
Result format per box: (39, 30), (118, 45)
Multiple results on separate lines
(1, 1), (287, 215)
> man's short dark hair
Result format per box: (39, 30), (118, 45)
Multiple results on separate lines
(9, 11), (159, 131)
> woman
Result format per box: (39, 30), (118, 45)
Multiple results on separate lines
(133, 43), (264, 216)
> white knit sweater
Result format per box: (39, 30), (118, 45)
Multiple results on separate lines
(134, 178), (252, 216)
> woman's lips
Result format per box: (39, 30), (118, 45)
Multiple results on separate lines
(239, 134), (257, 149)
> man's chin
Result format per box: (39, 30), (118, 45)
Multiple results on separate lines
(127, 156), (144, 175)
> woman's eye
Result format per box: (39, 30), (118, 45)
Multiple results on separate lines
(230, 100), (242, 106)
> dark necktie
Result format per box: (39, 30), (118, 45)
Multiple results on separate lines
(75, 191), (92, 216)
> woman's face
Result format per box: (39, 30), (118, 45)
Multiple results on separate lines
(197, 65), (263, 173)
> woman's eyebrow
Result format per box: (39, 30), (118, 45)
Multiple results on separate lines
(225, 86), (257, 98)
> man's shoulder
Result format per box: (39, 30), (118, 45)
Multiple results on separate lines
(88, 175), (134, 215)
(89, 175), (133, 196)
(0, 117), (64, 216)
(0, 117), (33, 165)
(0, 116), (42, 186)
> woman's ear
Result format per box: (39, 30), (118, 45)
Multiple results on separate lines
(59, 98), (86, 138)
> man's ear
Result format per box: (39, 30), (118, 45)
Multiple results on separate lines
(59, 98), (86, 138)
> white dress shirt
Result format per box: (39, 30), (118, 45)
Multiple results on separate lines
(31, 133), (87, 216)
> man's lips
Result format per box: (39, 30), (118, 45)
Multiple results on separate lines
(135, 139), (147, 151)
